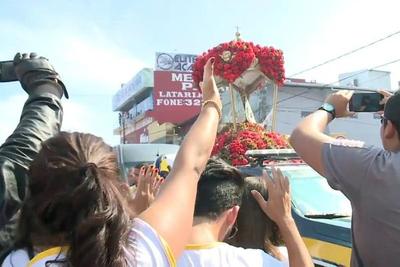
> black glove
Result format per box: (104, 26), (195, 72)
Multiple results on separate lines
(13, 52), (69, 99)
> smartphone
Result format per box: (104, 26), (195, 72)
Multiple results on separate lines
(0, 60), (18, 82)
(349, 92), (384, 112)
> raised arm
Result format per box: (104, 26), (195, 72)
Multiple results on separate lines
(0, 53), (66, 246)
(289, 90), (354, 176)
(252, 168), (313, 267)
(139, 58), (221, 258)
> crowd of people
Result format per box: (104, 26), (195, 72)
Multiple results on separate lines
(0, 52), (398, 266)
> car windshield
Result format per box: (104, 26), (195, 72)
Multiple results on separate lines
(278, 165), (352, 218)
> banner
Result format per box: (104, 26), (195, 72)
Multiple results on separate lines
(151, 71), (202, 123)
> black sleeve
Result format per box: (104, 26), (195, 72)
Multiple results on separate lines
(0, 93), (63, 228)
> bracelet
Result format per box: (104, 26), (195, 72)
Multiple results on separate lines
(202, 100), (222, 119)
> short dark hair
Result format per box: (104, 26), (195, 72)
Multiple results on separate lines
(194, 158), (244, 220)
(384, 90), (400, 136)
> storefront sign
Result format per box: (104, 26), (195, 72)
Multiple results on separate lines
(155, 52), (197, 72)
(151, 71), (202, 123)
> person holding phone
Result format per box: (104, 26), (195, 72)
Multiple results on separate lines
(0, 57), (221, 267)
(0, 53), (66, 251)
(290, 89), (400, 266)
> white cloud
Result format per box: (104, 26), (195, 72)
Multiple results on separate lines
(61, 100), (95, 133)
(58, 35), (146, 93)
(0, 21), (143, 145)
(61, 99), (120, 145)
(288, 0), (400, 89)
(0, 20), (145, 94)
(0, 95), (119, 146)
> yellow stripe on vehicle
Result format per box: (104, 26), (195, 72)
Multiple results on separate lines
(303, 237), (351, 267)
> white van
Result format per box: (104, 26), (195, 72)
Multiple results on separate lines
(114, 144), (179, 180)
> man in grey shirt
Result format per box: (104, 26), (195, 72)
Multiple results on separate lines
(290, 90), (400, 267)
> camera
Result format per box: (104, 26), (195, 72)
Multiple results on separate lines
(0, 60), (18, 82)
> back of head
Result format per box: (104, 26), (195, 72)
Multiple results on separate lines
(194, 158), (244, 220)
(228, 176), (283, 257)
(384, 90), (400, 134)
(17, 132), (130, 267)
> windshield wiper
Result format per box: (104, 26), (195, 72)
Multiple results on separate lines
(304, 213), (350, 219)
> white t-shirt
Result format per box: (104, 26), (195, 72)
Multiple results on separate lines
(125, 218), (175, 266)
(1, 246), (67, 267)
(2, 218), (175, 267)
(177, 242), (289, 267)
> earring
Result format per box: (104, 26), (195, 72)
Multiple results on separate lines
(226, 225), (238, 240)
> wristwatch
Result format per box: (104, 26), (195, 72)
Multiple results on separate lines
(318, 103), (336, 119)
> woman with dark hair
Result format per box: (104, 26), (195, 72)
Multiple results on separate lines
(227, 176), (288, 261)
(1, 57), (222, 267)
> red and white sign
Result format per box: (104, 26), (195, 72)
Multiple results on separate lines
(151, 71), (202, 124)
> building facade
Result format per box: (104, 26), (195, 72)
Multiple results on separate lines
(112, 52), (200, 144)
(113, 57), (390, 147)
(219, 76), (390, 147)
(338, 69), (391, 90)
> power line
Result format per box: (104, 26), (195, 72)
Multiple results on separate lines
(278, 61), (400, 106)
(334, 71), (390, 88)
(289, 29), (400, 77)
(326, 58), (400, 86)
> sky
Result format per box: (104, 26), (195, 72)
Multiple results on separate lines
(1, 0), (400, 145)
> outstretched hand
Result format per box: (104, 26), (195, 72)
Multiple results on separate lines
(252, 167), (292, 225)
(199, 58), (222, 113)
(131, 165), (164, 214)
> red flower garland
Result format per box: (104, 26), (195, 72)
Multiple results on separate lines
(212, 122), (290, 166)
(193, 41), (285, 87)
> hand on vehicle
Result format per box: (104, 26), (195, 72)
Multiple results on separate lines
(131, 165), (164, 214)
(13, 52), (68, 98)
(252, 167), (292, 225)
(325, 90), (354, 118)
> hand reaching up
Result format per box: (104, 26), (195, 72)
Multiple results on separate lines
(251, 167), (292, 225)
(199, 58), (222, 118)
(130, 165), (164, 214)
(252, 168), (314, 267)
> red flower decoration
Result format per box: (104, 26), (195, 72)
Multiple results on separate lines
(193, 41), (285, 87)
(212, 122), (290, 166)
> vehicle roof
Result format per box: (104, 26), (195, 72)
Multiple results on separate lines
(115, 143), (179, 163)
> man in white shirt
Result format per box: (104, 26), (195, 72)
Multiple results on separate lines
(177, 159), (313, 267)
